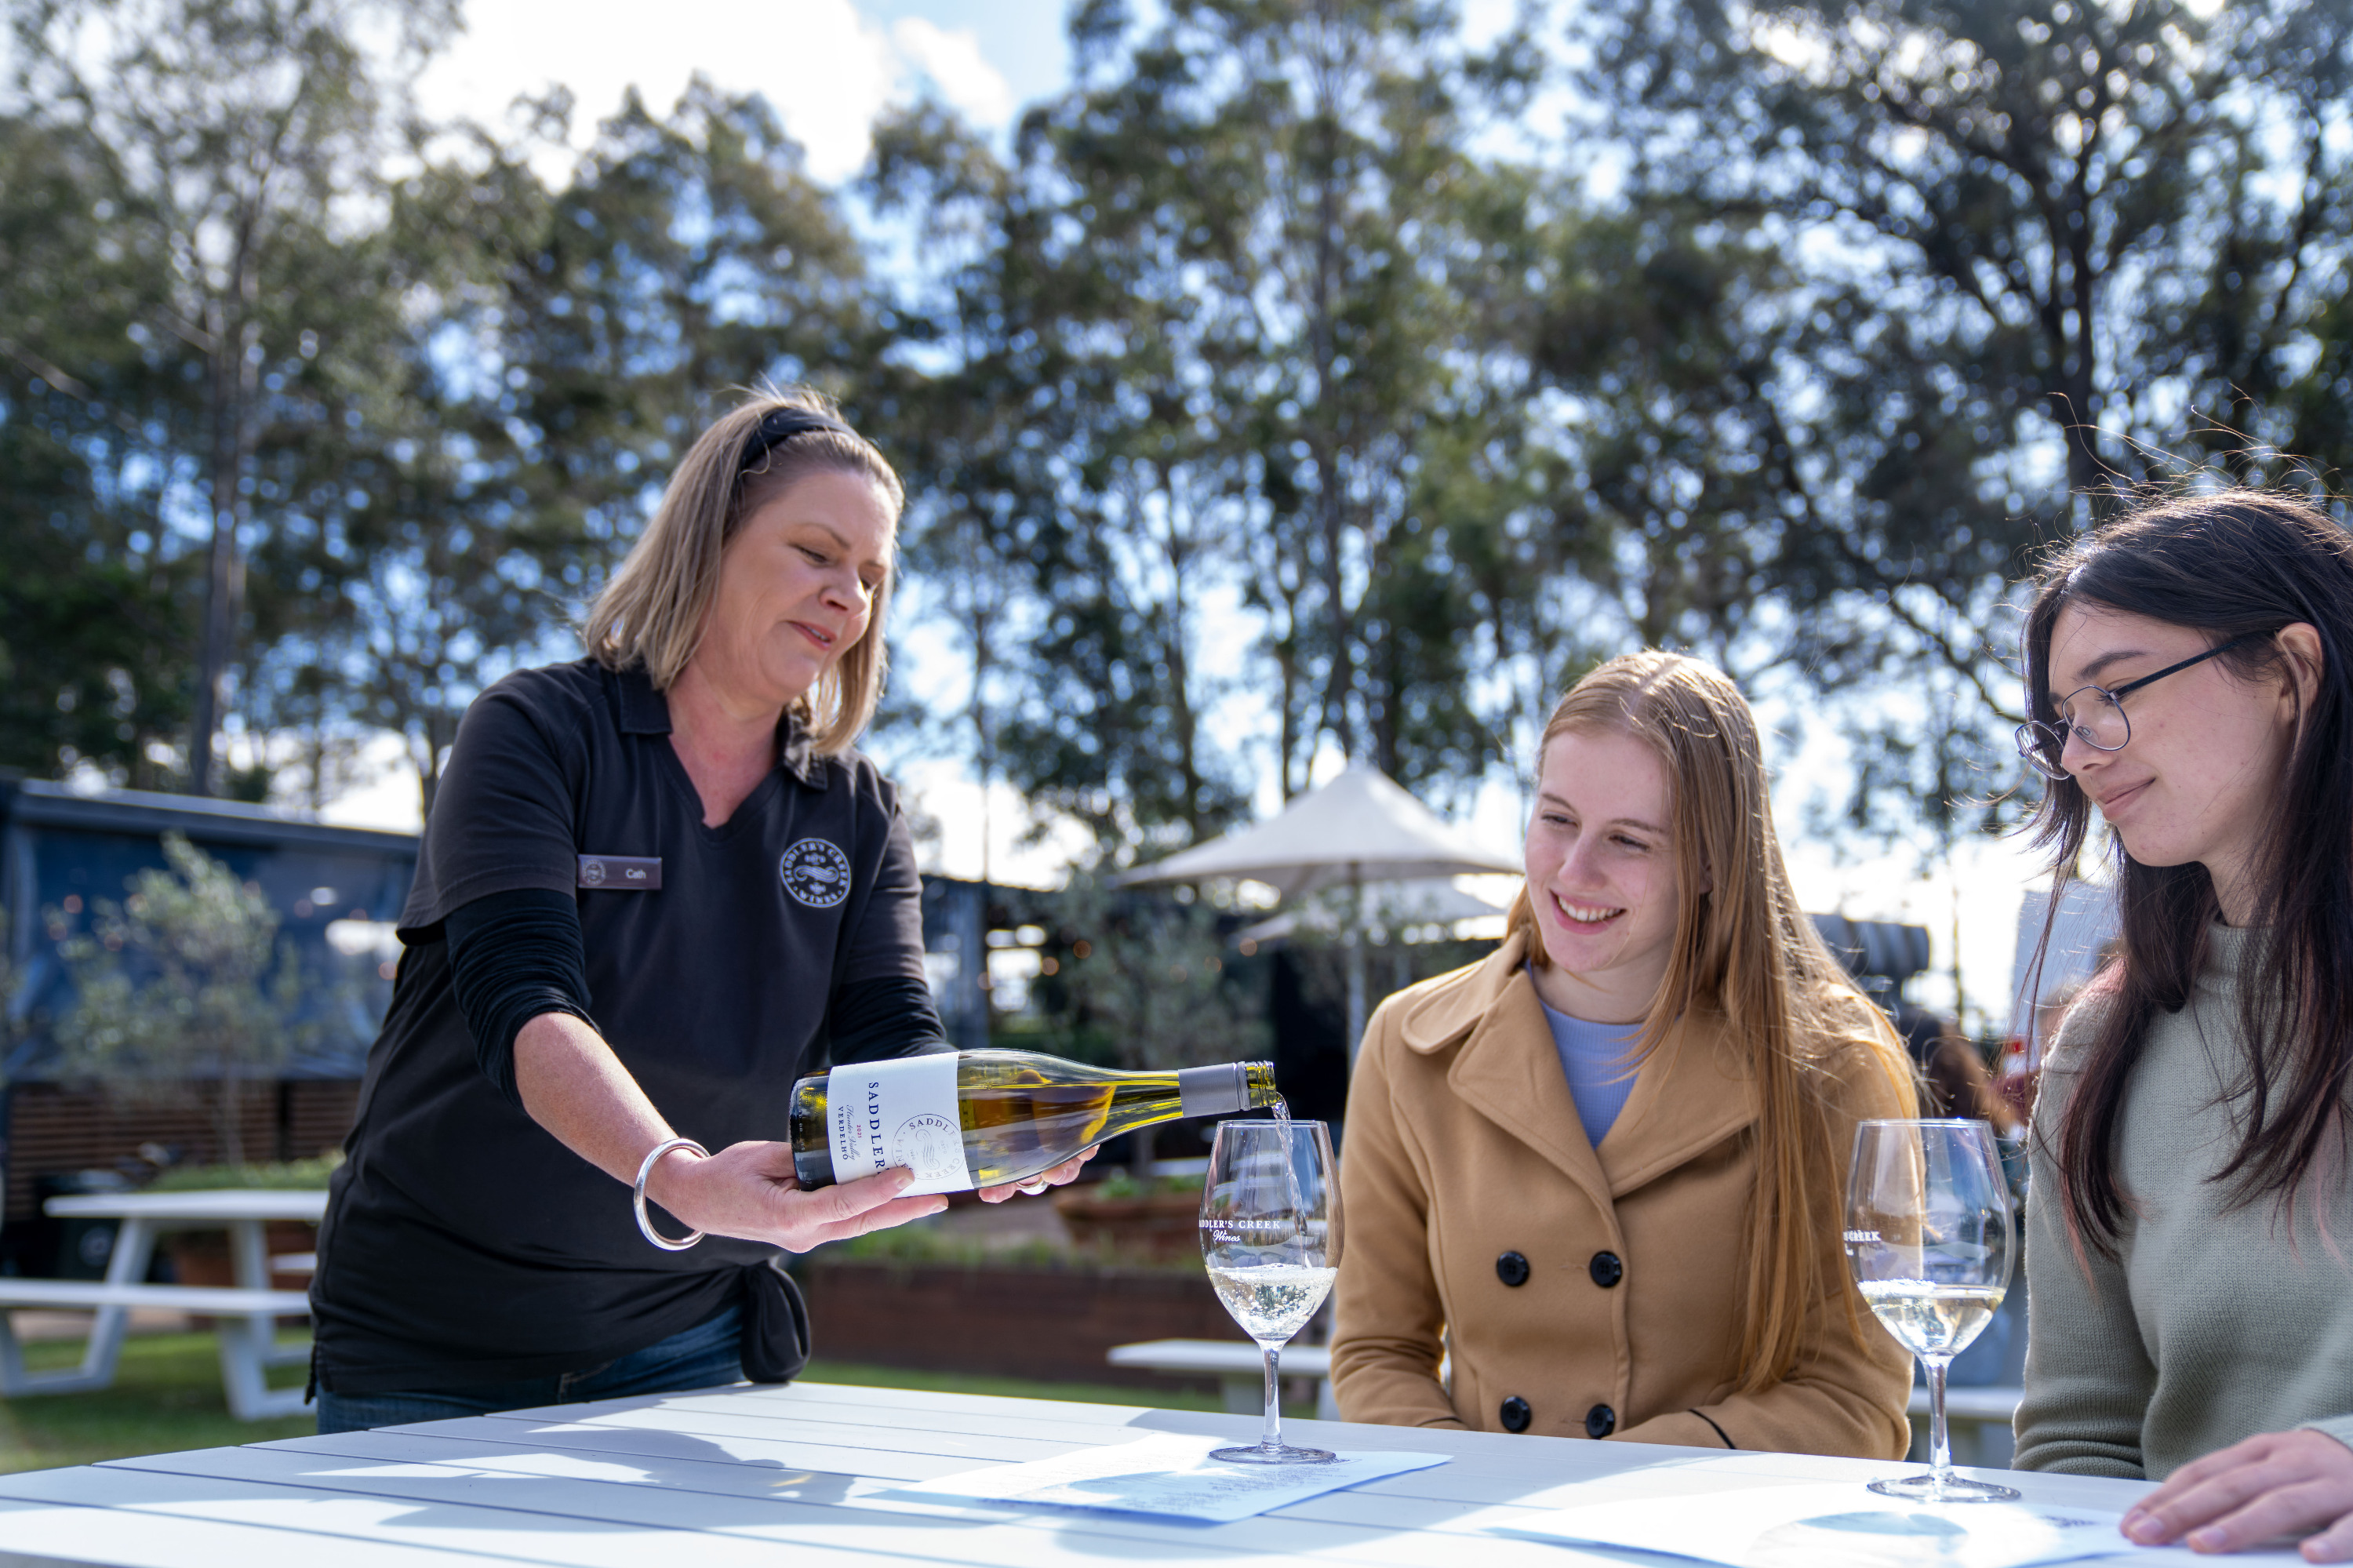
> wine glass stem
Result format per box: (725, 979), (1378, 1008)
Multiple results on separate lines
(1260, 1342), (1282, 1453)
(1925, 1355), (1952, 1483)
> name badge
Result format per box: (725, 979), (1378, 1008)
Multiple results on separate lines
(577, 854), (661, 890)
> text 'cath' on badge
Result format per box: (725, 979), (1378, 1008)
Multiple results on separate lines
(577, 854), (662, 890)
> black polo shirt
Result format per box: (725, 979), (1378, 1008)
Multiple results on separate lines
(311, 658), (929, 1392)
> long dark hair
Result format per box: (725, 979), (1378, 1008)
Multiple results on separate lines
(2023, 490), (2353, 1253)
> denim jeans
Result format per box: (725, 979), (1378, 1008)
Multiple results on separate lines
(315, 1302), (744, 1434)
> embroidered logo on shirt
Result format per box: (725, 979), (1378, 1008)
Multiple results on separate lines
(780, 839), (852, 908)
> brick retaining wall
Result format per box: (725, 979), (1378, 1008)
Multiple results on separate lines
(3, 1080), (360, 1223)
(797, 1257), (1253, 1393)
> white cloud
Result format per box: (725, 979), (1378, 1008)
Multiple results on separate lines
(413, 0), (1012, 186)
(891, 16), (1016, 128)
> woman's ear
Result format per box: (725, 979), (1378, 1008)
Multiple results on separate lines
(2275, 622), (2325, 714)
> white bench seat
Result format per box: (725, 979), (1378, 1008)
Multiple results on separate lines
(1108, 1337), (1336, 1417)
(1909, 1384), (2024, 1424)
(0, 1280), (309, 1316)
(0, 1279), (312, 1420)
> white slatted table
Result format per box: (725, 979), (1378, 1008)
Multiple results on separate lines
(0, 1379), (2300, 1566)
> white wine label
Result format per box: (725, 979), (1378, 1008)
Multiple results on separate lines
(827, 1053), (973, 1194)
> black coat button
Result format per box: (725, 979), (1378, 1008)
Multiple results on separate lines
(1589, 1250), (1624, 1288)
(1585, 1403), (1617, 1439)
(1496, 1250), (1530, 1287)
(1500, 1396), (1533, 1433)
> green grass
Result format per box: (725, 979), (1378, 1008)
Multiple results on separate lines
(0, 1335), (1276, 1475)
(0, 1331), (316, 1474)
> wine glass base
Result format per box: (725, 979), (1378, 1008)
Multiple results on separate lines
(1867, 1472), (2022, 1503)
(1210, 1443), (1336, 1465)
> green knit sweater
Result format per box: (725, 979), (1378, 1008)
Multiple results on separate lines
(2016, 922), (2353, 1479)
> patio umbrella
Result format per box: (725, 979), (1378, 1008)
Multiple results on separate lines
(1236, 875), (1509, 945)
(1122, 766), (1520, 1060)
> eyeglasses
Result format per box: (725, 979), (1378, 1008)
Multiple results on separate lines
(2013, 632), (2263, 781)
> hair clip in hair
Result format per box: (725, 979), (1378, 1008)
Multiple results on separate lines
(742, 406), (851, 473)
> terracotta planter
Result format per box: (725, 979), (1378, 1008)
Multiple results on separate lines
(1050, 1187), (1205, 1262)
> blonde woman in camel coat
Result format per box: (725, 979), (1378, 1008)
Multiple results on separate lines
(1330, 652), (1917, 1457)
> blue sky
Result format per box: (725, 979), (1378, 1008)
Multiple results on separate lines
(416, 1), (1071, 184)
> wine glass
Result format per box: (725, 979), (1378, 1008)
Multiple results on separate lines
(1200, 1115), (1341, 1464)
(1846, 1118), (2019, 1502)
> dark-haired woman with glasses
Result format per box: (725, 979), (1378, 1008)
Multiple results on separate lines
(308, 390), (1087, 1432)
(2011, 489), (2353, 1560)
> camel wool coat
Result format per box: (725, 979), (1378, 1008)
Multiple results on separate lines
(1329, 932), (1915, 1457)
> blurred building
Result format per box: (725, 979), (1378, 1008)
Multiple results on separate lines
(0, 780), (416, 1271)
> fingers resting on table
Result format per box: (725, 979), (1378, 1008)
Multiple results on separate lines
(2122, 1428), (2353, 1559)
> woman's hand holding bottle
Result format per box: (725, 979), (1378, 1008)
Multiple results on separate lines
(647, 1141), (944, 1251)
(642, 1139), (1095, 1252)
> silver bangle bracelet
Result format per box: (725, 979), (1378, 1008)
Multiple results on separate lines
(633, 1136), (709, 1251)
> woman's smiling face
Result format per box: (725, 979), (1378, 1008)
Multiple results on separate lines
(1522, 726), (1683, 1022)
(2046, 602), (2304, 915)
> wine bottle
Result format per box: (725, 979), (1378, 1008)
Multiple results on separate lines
(787, 1050), (1281, 1195)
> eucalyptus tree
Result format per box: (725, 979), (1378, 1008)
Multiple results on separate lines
(874, 0), (1573, 864)
(1551, 0), (2353, 846)
(279, 82), (880, 817)
(5, 0), (460, 794)
(0, 111), (198, 785)
(864, 95), (1262, 854)
(1046, 0), (1565, 799)
(1574, 0), (2353, 657)
(491, 81), (875, 563)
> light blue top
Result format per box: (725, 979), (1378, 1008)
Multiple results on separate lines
(1536, 999), (1643, 1147)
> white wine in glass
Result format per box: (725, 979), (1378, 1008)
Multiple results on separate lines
(1846, 1118), (2019, 1503)
(1200, 1114), (1340, 1464)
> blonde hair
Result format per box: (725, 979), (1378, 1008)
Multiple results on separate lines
(582, 388), (905, 755)
(1505, 650), (1913, 1390)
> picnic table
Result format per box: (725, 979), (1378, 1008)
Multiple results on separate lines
(0, 1188), (323, 1421)
(0, 1378), (2291, 1566)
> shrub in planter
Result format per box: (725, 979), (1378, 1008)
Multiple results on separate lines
(1052, 1172), (1206, 1262)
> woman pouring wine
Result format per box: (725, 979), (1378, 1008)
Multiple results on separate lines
(308, 390), (1090, 1432)
(1329, 651), (1920, 1455)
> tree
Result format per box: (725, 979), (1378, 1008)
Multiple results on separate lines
(260, 82), (880, 817)
(1570, 0), (2353, 663)
(0, 111), (202, 786)
(53, 834), (317, 1166)
(6, 0), (460, 794)
(871, 0), (1572, 864)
